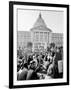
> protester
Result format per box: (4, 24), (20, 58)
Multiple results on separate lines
(17, 44), (63, 80)
(17, 63), (28, 80)
(26, 60), (39, 80)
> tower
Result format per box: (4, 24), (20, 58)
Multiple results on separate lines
(30, 13), (52, 52)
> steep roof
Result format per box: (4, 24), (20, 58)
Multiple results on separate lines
(31, 13), (52, 32)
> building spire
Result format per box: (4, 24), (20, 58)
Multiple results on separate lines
(31, 12), (52, 32)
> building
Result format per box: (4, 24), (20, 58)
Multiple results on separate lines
(30, 13), (52, 52)
(17, 31), (31, 49)
(17, 13), (63, 52)
(51, 33), (63, 47)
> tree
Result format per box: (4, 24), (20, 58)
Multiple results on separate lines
(50, 43), (55, 48)
(27, 42), (33, 47)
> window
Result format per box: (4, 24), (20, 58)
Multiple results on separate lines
(40, 32), (43, 41)
(44, 32), (47, 41)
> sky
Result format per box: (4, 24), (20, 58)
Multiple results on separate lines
(17, 9), (64, 33)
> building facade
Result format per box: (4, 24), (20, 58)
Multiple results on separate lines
(17, 31), (31, 49)
(51, 33), (63, 47)
(17, 13), (63, 52)
(30, 13), (52, 52)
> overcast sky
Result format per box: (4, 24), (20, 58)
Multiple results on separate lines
(17, 9), (64, 33)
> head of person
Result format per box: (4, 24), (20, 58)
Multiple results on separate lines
(39, 64), (44, 70)
(56, 48), (60, 53)
(47, 52), (51, 59)
(30, 60), (37, 70)
(24, 63), (28, 69)
(33, 55), (36, 60)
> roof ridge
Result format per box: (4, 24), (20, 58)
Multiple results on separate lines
(31, 13), (52, 32)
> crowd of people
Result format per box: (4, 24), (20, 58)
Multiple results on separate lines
(17, 44), (63, 80)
